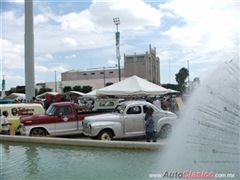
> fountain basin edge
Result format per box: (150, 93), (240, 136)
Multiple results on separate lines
(0, 135), (165, 150)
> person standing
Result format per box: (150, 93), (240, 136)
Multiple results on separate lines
(144, 107), (157, 142)
(1, 111), (10, 135)
(153, 96), (162, 110)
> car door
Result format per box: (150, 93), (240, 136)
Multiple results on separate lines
(124, 105), (145, 136)
(54, 106), (78, 135)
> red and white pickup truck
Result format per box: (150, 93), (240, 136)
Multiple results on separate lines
(20, 102), (107, 136)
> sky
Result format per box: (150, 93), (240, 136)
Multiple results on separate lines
(1, 0), (240, 90)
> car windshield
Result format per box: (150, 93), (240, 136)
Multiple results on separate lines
(46, 105), (57, 116)
(113, 104), (126, 114)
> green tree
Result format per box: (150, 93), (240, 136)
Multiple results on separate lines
(16, 86), (25, 93)
(73, 85), (82, 92)
(63, 86), (72, 93)
(175, 67), (189, 93)
(105, 82), (113, 86)
(81, 86), (92, 93)
(162, 84), (180, 92)
(38, 87), (52, 95)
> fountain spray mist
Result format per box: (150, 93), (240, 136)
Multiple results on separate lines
(158, 56), (240, 179)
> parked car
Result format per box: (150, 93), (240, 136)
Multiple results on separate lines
(82, 101), (177, 140)
(20, 102), (109, 136)
(0, 103), (45, 134)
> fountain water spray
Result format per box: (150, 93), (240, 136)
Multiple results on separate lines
(158, 56), (240, 179)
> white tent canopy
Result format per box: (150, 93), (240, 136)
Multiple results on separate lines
(84, 89), (97, 97)
(63, 91), (85, 96)
(96, 75), (170, 96)
(36, 92), (60, 99)
(4, 93), (26, 100)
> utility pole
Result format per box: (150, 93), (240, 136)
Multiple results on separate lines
(113, 17), (121, 81)
(103, 67), (106, 87)
(1, 75), (5, 98)
(54, 70), (57, 92)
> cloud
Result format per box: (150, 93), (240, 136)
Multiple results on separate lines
(4, 0), (24, 3)
(155, 0), (240, 84)
(2, 0), (162, 54)
(44, 53), (53, 60)
(65, 54), (77, 59)
(34, 14), (49, 25)
(62, 37), (78, 47)
(90, 0), (162, 30)
(160, 0), (239, 54)
(36, 53), (54, 62)
(58, 11), (95, 32)
(0, 38), (24, 69)
(107, 59), (116, 65)
(35, 65), (68, 73)
(54, 0), (162, 33)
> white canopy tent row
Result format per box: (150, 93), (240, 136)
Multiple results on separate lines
(63, 91), (86, 96)
(36, 92), (61, 99)
(96, 75), (173, 96)
(83, 89), (97, 97)
(4, 93), (26, 100)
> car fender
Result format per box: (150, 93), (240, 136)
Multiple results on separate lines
(88, 121), (122, 137)
(156, 116), (177, 132)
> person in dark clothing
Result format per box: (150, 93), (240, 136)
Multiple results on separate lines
(144, 107), (156, 142)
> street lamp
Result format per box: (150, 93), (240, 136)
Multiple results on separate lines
(113, 17), (121, 81)
(54, 70), (57, 92)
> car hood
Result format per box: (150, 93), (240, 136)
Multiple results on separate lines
(83, 113), (120, 122)
(20, 114), (48, 123)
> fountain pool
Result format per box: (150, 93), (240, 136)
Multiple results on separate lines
(0, 141), (163, 180)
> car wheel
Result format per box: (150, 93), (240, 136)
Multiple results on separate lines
(30, 128), (46, 136)
(159, 124), (171, 139)
(97, 130), (113, 141)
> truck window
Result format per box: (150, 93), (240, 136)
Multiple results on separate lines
(126, 106), (141, 114)
(113, 104), (126, 113)
(59, 106), (72, 115)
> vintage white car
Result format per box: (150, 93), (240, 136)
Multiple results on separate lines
(82, 100), (177, 140)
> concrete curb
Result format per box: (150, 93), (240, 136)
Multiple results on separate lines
(0, 135), (165, 150)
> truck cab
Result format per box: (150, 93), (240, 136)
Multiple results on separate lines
(20, 102), (84, 136)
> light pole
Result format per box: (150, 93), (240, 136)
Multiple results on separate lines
(1, 75), (5, 98)
(103, 67), (106, 87)
(54, 70), (57, 92)
(113, 17), (121, 81)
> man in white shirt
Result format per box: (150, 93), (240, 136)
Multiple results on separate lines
(1, 111), (10, 135)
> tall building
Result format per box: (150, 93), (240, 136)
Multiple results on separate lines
(41, 44), (160, 91)
(124, 44), (160, 84)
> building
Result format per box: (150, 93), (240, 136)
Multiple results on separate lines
(43, 44), (160, 91)
(124, 44), (160, 84)
(60, 67), (124, 90)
